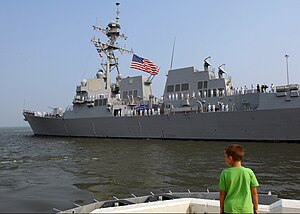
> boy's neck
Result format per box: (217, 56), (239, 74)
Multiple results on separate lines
(230, 161), (242, 167)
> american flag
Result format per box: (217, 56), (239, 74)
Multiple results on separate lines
(130, 54), (159, 75)
(93, 43), (103, 58)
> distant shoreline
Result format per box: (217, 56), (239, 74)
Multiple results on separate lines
(0, 126), (30, 129)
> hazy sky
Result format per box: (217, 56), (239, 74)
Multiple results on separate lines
(1, 0), (299, 127)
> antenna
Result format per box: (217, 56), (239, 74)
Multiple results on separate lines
(91, 1), (132, 91)
(218, 64), (226, 78)
(204, 56), (211, 71)
(170, 37), (176, 70)
(218, 63), (225, 68)
(116, 2), (120, 23)
(285, 54), (290, 86)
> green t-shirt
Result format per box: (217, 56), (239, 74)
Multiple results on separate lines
(219, 166), (259, 213)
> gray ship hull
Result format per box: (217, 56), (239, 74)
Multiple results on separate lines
(24, 107), (300, 141)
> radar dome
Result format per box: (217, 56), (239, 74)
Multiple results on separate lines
(116, 73), (122, 82)
(96, 71), (104, 79)
(81, 79), (87, 86)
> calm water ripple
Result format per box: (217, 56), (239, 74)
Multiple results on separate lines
(0, 127), (299, 212)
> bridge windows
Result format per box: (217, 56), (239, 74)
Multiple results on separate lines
(167, 85), (174, 92)
(181, 83), (189, 91)
(198, 82), (203, 89)
(167, 83), (189, 92)
(129, 91), (133, 97)
(94, 98), (108, 106)
(198, 81), (208, 90)
(133, 90), (138, 98)
(123, 91), (128, 99)
(122, 90), (139, 100)
(175, 84), (181, 92)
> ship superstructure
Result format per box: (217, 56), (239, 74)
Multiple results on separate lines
(50, 3), (158, 121)
(23, 3), (300, 141)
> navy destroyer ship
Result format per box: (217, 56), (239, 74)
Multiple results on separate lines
(23, 3), (300, 141)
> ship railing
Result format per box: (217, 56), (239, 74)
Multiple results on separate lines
(122, 108), (162, 117)
(121, 104), (234, 116)
(165, 103), (232, 114)
(23, 109), (33, 113)
(23, 109), (35, 115)
(164, 88), (266, 100)
(229, 83), (280, 95)
(23, 110), (62, 118)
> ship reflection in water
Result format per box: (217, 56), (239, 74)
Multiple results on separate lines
(0, 127), (299, 212)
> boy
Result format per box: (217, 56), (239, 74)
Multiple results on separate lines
(219, 144), (259, 214)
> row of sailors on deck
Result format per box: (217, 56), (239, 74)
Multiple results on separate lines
(115, 104), (230, 116)
(232, 83), (275, 95)
(206, 103), (230, 112)
(166, 90), (226, 101)
(74, 93), (109, 101)
(114, 108), (162, 117)
(166, 83), (276, 101)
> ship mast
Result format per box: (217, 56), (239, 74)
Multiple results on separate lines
(91, 2), (132, 93)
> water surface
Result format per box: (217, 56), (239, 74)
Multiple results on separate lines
(0, 127), (299, 212)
